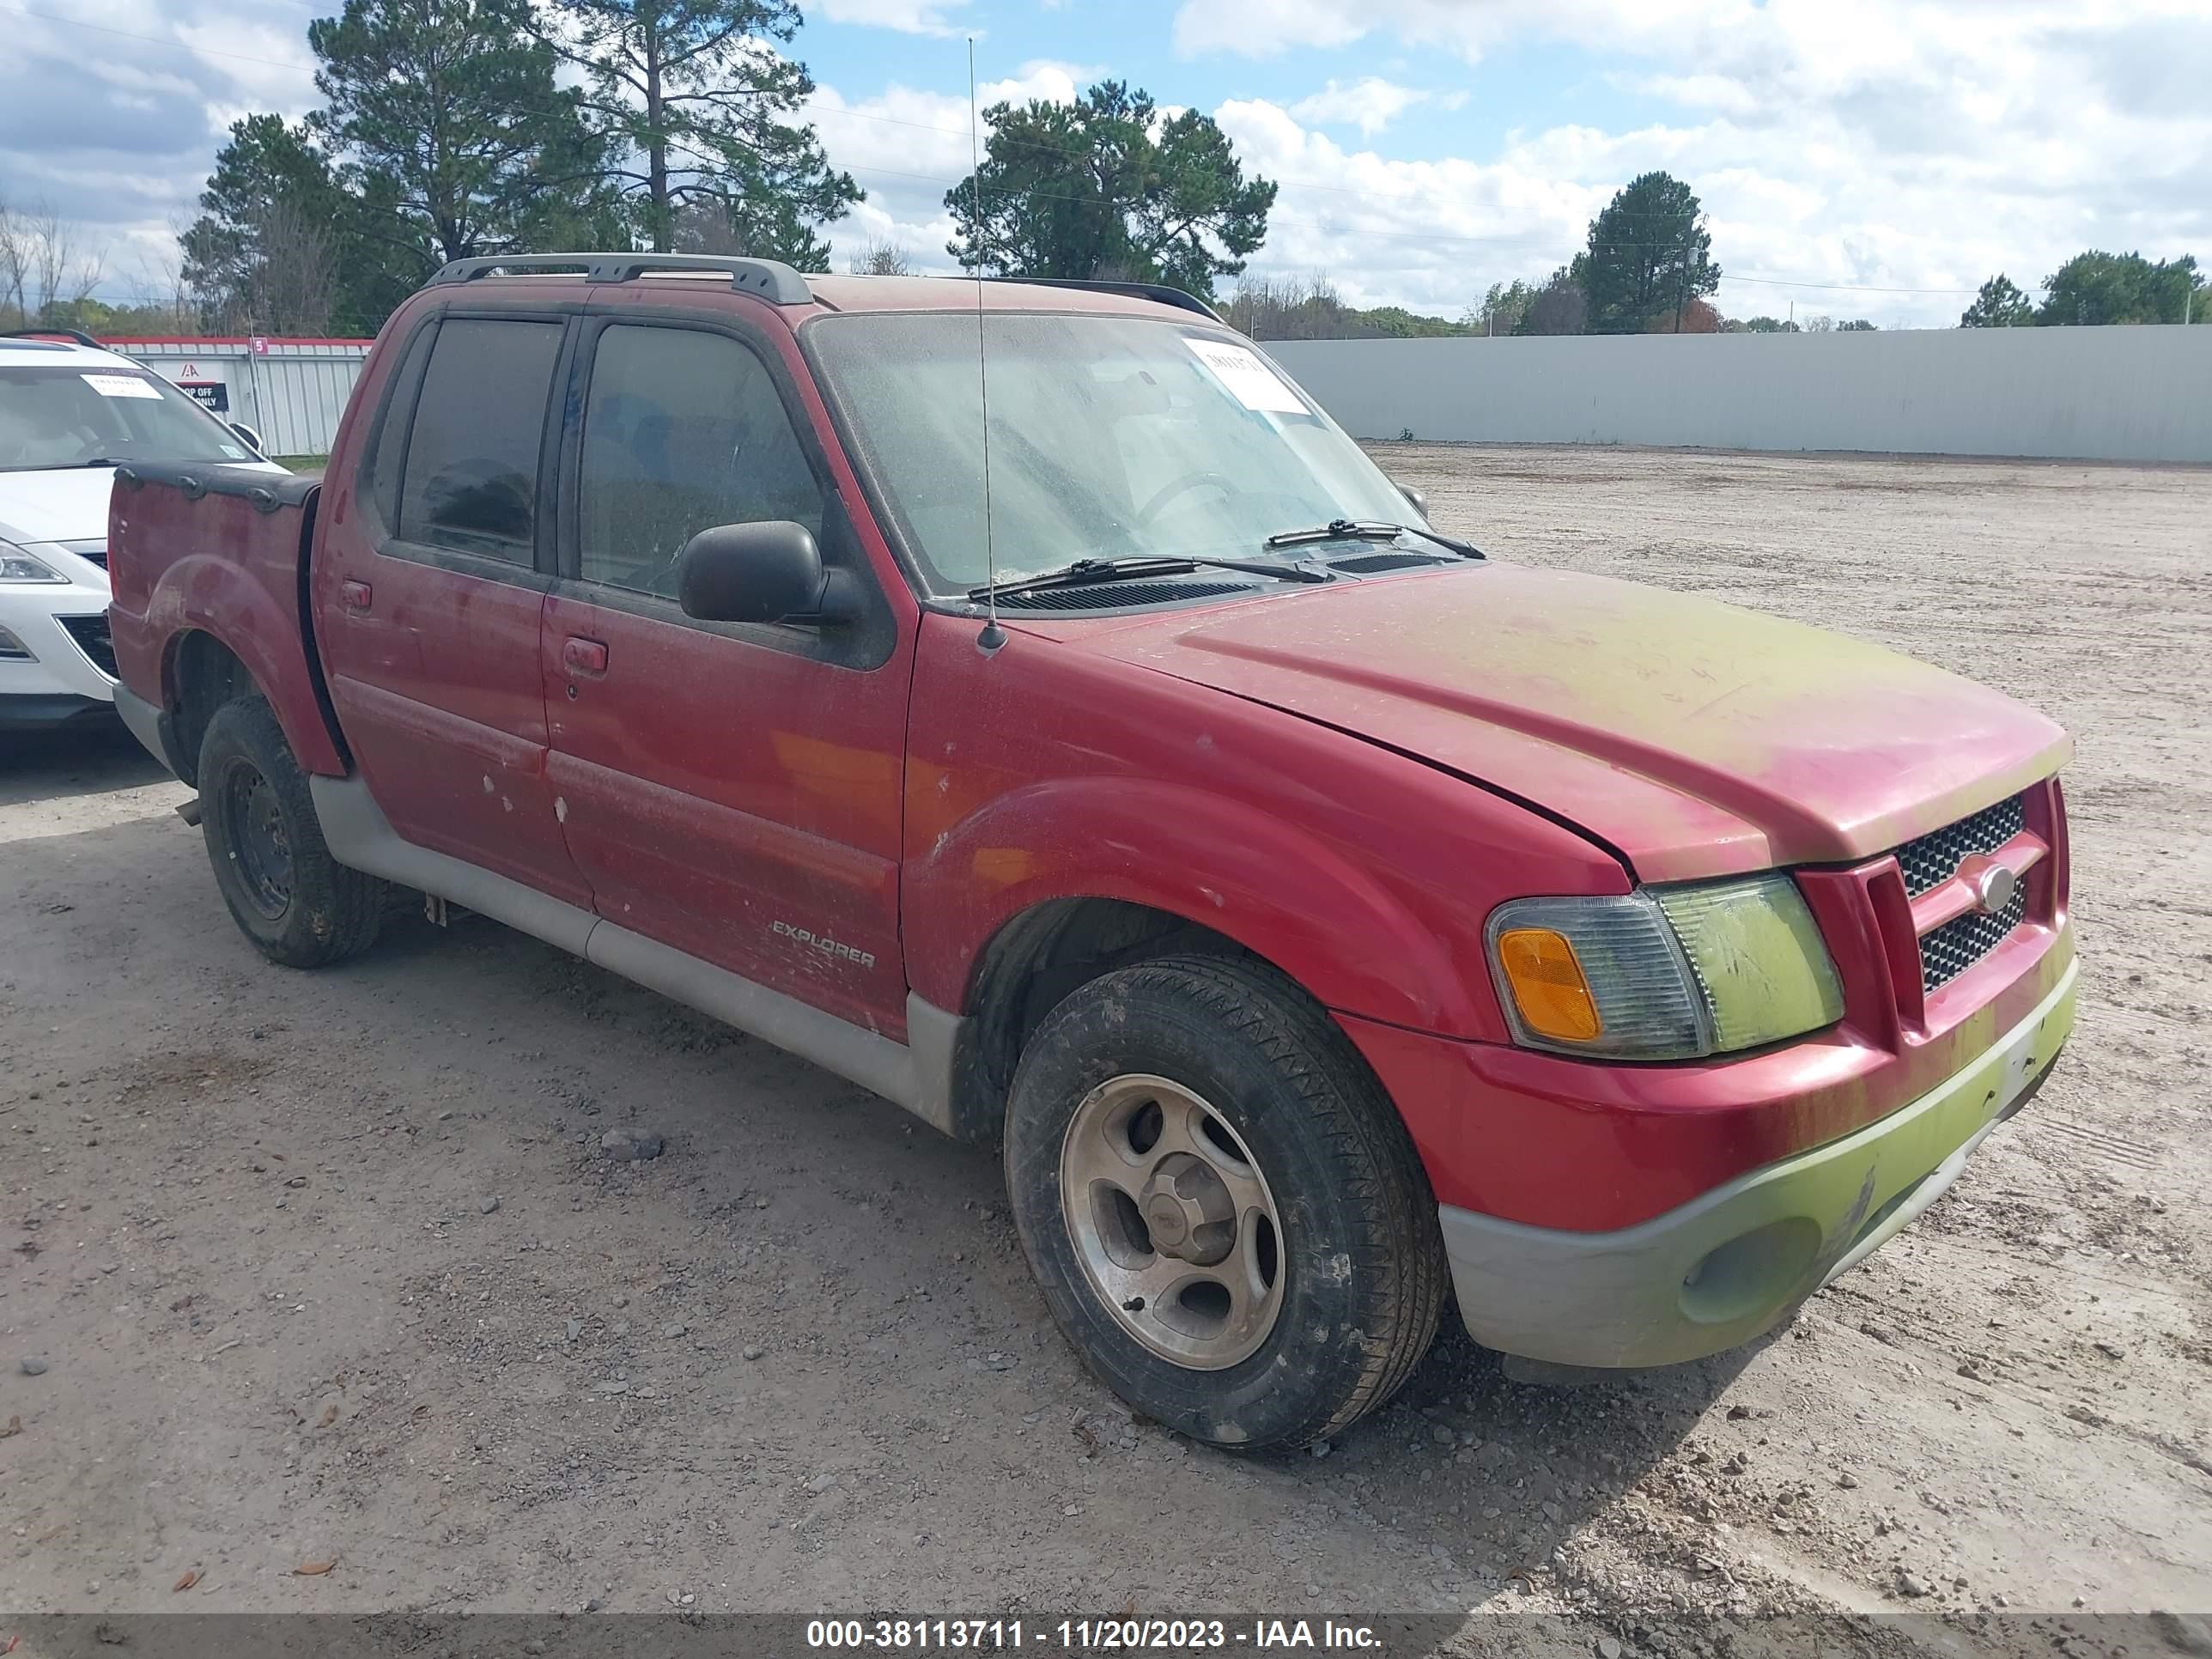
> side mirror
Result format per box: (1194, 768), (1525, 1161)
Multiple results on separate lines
(229, 422), (265, 457)
(678, 520), (856, 627)
(1396, 481), (1428, 518)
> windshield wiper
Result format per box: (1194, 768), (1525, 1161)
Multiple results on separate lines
(1263, 518), (1484, 560)
(71, 457), (127, 469)
(969, 554), (1332, 602)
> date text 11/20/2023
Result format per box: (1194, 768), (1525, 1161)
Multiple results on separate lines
(805, 1619), (1384, 1650)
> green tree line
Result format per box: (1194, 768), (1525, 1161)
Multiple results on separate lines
(21, 35), (2209, 348)
(176, 0), (859, 335)
(173, 19), (1282, 340)
(1961, 254), (2206, 327)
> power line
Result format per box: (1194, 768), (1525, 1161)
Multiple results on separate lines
(0, 2), (321, 73)
(1, 2), (1556, 211)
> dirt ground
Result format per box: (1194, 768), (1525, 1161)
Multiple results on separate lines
(3, 444), (2209, 1654)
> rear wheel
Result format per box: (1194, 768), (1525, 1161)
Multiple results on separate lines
(1004, 954), (1446, 1449)
(198, 696), (386, 968)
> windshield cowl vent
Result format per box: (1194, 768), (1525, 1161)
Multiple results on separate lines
(992, 580), (1255, 611)
(1331, 551), (1450, 574)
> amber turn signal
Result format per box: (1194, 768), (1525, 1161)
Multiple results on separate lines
(1494, 927), (1603, 1042)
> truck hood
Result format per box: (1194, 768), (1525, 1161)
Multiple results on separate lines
(1054, 564), (2070, 882)
(0, 466), (116, 545)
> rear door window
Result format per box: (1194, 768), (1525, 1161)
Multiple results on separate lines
(397, 319), (564, 563)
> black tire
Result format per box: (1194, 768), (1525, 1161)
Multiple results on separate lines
(1004, 954), (1447, 1450)
(198, 696), (386, 968)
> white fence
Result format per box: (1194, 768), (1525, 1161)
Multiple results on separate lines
(1265, 325), (2212, 465)
(107, 337), (372, 459)
(98, 325), (2212, 465)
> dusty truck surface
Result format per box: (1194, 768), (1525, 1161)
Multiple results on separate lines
(106, 254), (2076, 1451)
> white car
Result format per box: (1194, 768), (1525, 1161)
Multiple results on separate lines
(1, 329), (279, 732)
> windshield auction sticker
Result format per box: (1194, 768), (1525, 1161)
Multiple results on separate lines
(80, 373), (163, 399)
(1182, 338), (1310, 414)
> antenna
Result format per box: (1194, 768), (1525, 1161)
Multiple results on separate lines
(969, 37), (1005, 655)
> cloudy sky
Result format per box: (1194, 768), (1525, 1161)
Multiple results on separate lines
(3, 0), (2209, 328)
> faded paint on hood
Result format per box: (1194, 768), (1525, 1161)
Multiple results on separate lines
(1046, 564), (2070, 882)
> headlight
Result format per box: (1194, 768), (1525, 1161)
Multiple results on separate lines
(1, 541), (67, 583)
(1486, 873), (1844, 1060)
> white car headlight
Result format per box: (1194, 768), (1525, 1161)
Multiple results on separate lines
(1, 540), (67, 583)
(1486, 873), (1845, 1060)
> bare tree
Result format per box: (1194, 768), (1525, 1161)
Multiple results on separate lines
(670, 198), (744, 257)
(845, 239), (912, 276)
(247, 197), (339, 335)
(1221, 273), (1357, 340)
(0, 204), (21, 325)
(0, 199), (105, 328)
(123, 222), (201, 334)
(1520, 270), (1588, 335)
(179, 192), (341, 335)
(1, 200), (39, 325)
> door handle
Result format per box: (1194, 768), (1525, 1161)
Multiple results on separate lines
(562, 635), (609, 674)
(339, 579), (372, 611)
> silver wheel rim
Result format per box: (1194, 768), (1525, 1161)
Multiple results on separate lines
(1058, 1073), (1285, 1370)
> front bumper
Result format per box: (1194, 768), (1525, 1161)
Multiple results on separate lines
(0, 690), (112, 729)
(1439, 957), (2076, 1370)
(1, 574), (118, 716)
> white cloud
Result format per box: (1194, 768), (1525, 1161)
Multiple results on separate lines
(808, 62), (1092, 272)
(1177, 0), (2212, 326)
(1174, 0), (1371, 58)
(0, 0), (320, 292)
(1176, 0), (1743, 64)
(815, 0), (975, 39)
(12, 0), (2208, 332)
(172, 17), (321, 117)
(1211, 99), (1604, 317)
(1287, 76), (1430, 137)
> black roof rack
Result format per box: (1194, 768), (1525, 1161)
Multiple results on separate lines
(977, 276), (1223, 323)
(428, 252), (812, 306)
(2, 325), (103, 348)
(419, 258), (1222, 321)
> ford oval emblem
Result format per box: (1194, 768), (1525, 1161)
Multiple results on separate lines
(1972, 864), (2019, 916)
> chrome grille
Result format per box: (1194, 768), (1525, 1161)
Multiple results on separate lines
(1894, 792), (2032, 992)
(1920, 883), (2029, 991)
(1896, 793), (2025, 898)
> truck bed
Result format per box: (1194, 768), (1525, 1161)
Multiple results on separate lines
(106, 460), (349, 781)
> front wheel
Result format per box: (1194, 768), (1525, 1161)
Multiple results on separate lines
(1004, 955), (1446, 1449)
(198, 696), (386, 968)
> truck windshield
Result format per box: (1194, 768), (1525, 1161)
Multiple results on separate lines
(0, 364), (252, 472)
(805, 311), (1412, 592)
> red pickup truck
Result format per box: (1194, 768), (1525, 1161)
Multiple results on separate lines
(107, 254), (2076, 1450)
